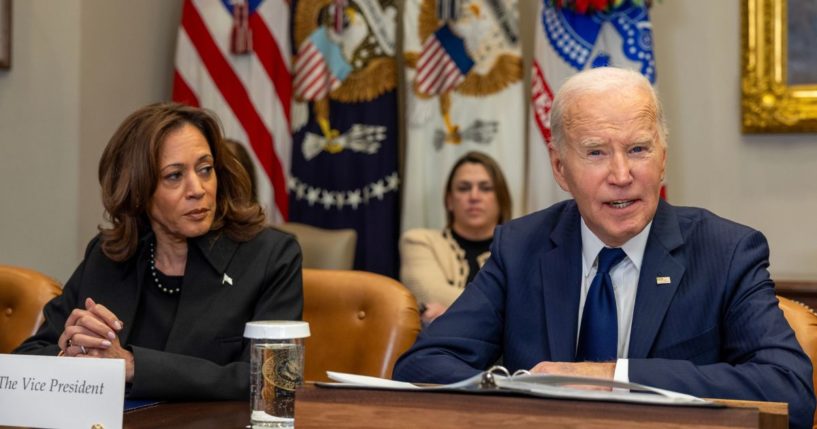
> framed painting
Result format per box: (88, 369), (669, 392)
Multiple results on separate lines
(0, 0), (9, 69)
(742, 0), (817, 132)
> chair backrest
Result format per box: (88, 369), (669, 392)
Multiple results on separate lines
(778, 295), (817, 429)
(0, 265), (62, 353)
(275, 222), (357, 270)
(302, 268), (421, 381)
(776, 280), (817, 314)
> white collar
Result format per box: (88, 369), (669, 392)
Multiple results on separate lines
(580, 218), (652, 273)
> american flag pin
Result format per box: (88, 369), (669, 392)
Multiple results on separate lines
(656, 276), (671, 285)
(223, 273), (233, 286)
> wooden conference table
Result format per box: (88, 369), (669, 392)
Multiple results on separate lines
(122, 383), (788, 429)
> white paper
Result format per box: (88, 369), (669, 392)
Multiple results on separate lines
(322, 370), (715, 407)
(326, 371), (421, 389)
(0, 354), (125, 429)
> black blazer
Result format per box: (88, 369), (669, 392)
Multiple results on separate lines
(15, 227), (303, 400)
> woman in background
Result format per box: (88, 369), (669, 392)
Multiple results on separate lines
(15, 102), (302, 400)
(400, 151), (511, 326)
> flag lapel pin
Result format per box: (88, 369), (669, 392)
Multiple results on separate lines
(656, 276), (671, 285)
(223, 273), (233, 286)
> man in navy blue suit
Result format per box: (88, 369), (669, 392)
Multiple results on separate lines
(393, 67), (815, 429)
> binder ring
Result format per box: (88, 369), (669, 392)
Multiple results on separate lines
(481, 365), (511, 388)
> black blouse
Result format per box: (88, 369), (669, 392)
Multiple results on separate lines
(450, 229), (493, 284)
(128, 270), (182, 351)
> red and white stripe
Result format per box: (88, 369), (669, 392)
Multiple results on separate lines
(414, 36), (465, 95)
(173, 0), (291, 222)
(293, 41), (342, 101)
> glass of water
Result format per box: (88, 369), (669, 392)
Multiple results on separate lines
(244, 321), (310, 428)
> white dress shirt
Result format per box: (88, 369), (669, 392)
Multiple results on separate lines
(577, 219), (652, 383)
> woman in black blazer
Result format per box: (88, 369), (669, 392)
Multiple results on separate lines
(14, 103), (303, 400)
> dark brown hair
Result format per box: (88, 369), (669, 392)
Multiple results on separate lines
(224, 139), (258, 203)
(444, 151), (512, 227)
(98, 102), (265, 261)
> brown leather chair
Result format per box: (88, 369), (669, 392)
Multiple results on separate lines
(778, 295), (817, 429)
(302, 268), (421, 381)
(275, 222), (357, 270)
(0, 265), (62, 353)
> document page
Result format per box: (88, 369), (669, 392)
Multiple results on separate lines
(322, 370), (718, 407)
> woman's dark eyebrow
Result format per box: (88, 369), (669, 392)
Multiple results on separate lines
(160, 154), (213, 171)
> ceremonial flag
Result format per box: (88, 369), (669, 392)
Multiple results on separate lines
(402, 0), (526, 231)
(527, 0), (659, 213)
(415, 24), (475, 95)
(173, 0), (291, 223)
(289, 0), (400, 277)
(293, 27), (353, 101)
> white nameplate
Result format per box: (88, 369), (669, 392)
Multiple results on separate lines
(0, 354), (125, 429)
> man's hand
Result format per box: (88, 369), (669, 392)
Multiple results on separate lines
(420, 302), (447, 325)
(530, 361), (616, 390)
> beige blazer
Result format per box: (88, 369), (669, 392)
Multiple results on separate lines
(399, 228), (489, 307)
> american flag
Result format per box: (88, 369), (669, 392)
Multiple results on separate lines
(414, 24), (474, 96)
(172, 0), (291, 222)
(293, 28), (352, 102)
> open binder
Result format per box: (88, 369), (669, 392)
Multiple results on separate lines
(319, 366), (719, 407)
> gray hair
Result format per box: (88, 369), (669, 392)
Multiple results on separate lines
(549, 67), (668, 153)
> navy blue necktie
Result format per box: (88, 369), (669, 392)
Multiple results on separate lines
(576, 247), (626, 362)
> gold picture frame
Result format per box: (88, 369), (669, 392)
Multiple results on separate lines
(742, 0), (817, 132)
(0, 0), (10, 69)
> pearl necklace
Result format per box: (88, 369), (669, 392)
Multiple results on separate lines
(149, 241), (181, 295)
